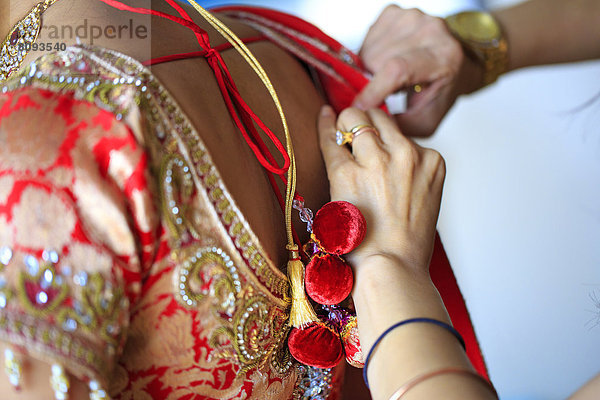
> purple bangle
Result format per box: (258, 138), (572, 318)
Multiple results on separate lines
(362, 317), (466, 389)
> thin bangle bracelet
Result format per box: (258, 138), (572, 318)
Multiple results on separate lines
(388, 367), (499, 400)
(362, 318), (465, 389)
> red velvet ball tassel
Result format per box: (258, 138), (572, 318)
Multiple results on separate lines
(288, 321), (344, 368)
(305, 253), (353, 305)
(312, 201), (366, 255)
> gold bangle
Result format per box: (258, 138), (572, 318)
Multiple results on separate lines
(388, 367), (498, 400)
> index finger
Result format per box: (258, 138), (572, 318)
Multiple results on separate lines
(353, 56), (411, 110)
(317, 105), (354, 171)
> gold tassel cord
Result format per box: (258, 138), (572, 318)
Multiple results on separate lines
(188, 2), (317, 327)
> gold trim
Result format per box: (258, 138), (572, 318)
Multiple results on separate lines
(0, 0), (59, 82)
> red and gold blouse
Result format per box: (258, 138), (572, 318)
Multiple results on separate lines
(0, 42), (345, 399)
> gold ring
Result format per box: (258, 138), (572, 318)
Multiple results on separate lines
(336, 124), (379, 146)
(412, 84), (423, 93)
(352, 126), (379, 140)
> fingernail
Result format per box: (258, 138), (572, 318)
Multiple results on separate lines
(320, 104), (334, 116)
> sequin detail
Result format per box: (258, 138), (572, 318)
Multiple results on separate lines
(293, 365), (333, 400)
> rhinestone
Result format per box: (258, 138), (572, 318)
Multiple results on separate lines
(42, 250), (58, 263)
(36, 291), (48, 304)
(36, 71), (42, 78)
(186, 299), (193, 306)
(61, 265), (72, 276)
(179, 275), (186, 282)
(9, 31), (20, 45)
(119, 77), (126, 84)
(141, 86), (147, 92)
(24, 255), (39, 275)
(172, 207), (179, 215)
(1, 87), (7, 94)
(106, 324), (117, 335)
(179, 290), (186, 296)
(0, 247), (12, 265)
(0, 294), (6, 308)
(58, 76), (65, 83)
(89, 380), (99, 391)
(135, 79), (142, 86)
(41, 269), (53, 289)
(20, 76), (26, 84)
(62, 318), (77, 332)
(73, 271), (88, 286)
(179, 283), (185, 289)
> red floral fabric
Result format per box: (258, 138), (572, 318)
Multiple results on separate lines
(0, 43), (322, 399)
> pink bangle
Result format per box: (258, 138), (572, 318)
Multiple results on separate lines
(388, 367), (498, 400)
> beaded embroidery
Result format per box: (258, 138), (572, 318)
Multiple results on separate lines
(0, 0), (59, 82)
(293, 365), (333, 400)
(0, 43), (338, 398)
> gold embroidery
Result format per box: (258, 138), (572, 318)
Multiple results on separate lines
(57, 272), (125, 348)
(0, 44), (289, 299)
(0, 44), (307, 395)
(177, 247), (291, 375)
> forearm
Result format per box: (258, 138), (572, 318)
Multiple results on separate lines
(352, 257), (496, 400)
(493, 0), (600, 71)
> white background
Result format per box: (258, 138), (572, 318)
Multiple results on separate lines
(201, 1), (600, 398)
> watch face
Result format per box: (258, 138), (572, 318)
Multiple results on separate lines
(447, 11), (500, 43)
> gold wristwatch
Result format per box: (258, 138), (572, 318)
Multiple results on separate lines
(445, 11), (508, 86)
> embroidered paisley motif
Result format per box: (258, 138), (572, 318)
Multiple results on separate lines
(0, 44), (339, 399)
